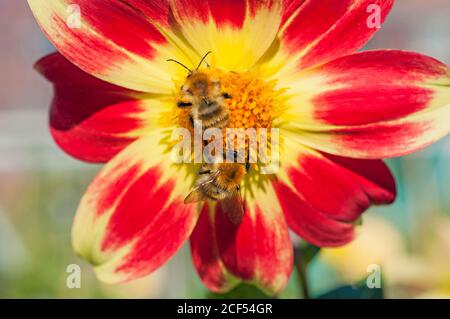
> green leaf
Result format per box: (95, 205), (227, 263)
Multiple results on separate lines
(207, 283), (271, 299)
(302, 244), (321, 265)
(294, 242), (320, 266)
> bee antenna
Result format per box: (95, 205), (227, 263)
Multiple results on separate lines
(196, 51), (212, 70)
(166, 59), (192, 73)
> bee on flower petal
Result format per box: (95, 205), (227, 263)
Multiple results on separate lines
(184, 152), (251, 224)
(168, 52), (231, 129)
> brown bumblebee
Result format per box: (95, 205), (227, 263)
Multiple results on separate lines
(184, 155), (251, 225)
(168, 52), (231, 129)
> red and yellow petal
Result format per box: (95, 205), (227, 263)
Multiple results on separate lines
(280, 50), (450, 159)
(50, 97), (150, 163)
(265, 0), (394, 76)
(273, 182), (355, 247)
(190, 203), (240, 293)
(190, 185), (293, 295)
(170, 0), (283, 72)
(72, 131), (198, 283)
(273, 139), (396, 247)
(36, 52), (168, 163)
(27, 0), (193, 93)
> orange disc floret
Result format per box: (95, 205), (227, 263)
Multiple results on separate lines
(175, 68), (283, 132)
(174, 69), (284, 162)
(215, 70), (280, 130)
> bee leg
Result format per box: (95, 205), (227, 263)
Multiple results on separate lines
(222, 93), (232, 99)
(189, 114), (194, 127)
(199, 169), (212, 175)
(177, 101), (193, 108)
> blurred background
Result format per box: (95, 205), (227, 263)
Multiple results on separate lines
(0, 0), (449, 298)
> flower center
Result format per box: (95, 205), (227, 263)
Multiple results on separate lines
(176, 69), (282, 131)
(170, 69), (283, 191)
(216, 70), (279, 130)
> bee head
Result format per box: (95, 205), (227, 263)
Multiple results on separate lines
(184, 72), (210, 97)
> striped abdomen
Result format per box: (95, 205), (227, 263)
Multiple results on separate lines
(194, 100), (229, 129)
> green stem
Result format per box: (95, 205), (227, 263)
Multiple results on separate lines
(294, 247), (310, 299)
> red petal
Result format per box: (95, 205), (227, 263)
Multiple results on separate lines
(36, 53), (154, 163)
(273, 147), (396, 247)
(73, 134), (198, 283)
(281, 50), (450, 159)
(69, 0), (166, 58)
(312, 51), (448, 126)
(322, 153), (396, 205)
(273, 181), (355, 247)
(279, 0), (394, 69)
(215, 200), (294, 293)
(172, 0), (247, 28)
(289, 152), (395, 222)
(28, 0), (179, 93)
(280, 0), (306, 26)
(191, 192), (293, 295)
(190, 203), (238, 293)
(172, 0), (278, 28)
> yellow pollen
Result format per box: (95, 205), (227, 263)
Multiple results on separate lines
(173, 69), (286, 165)
(170, 69), (285, 190)
(176, 69), (282, 131)
(217, 70), (278, 130)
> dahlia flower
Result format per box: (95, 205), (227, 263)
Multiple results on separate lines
(28, 0), (450, 295)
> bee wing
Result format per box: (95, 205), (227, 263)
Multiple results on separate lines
(220, 192), (245, 225)
(184, 174), (218, 204)
(184, 186), (206, 204)
(184, 169), (222, 204)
